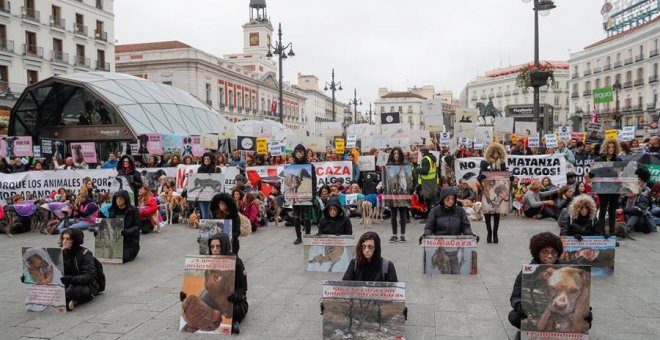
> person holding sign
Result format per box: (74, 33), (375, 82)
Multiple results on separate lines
(210, 193), (241, 255)
(593, 139), (622, 237)
(422, 188), (478, 240)
(59, 229), (99, 311)
(559, 195), (600, 240)
(108, 190), (141, 263)
(478, 142), (508, 243)
(387, 147), (409, 243)
(291, 144), (317, 245)
(418, 146), (438, 207)
(318, 199), (353, 236)
(116, 155), (143, 206)
(197, 152), (219, 220)
(342, 231), (398, 282)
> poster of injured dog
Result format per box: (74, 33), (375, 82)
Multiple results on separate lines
(179, 255), (236, 334)
(383, 165), (413, 208)
(21, 247), (66, 313)
(283, 164), (314, 205)
(94, 218), (124, 264)
(303, 235), (356, 272)
(589, 161), (640, 194)
(0, 136), (33, 158)
(421, 236), (477, 275)
(186, 174), (225, 202)
(358, 155), (375, 172)
(560, 236), (616, 276)
(521, 264), (591, 340)
(321, 280), (406, 340)
(481, 171), (512, 215)
(198, 220), (233, 255)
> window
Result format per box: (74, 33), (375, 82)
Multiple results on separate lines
(0, 24), (6, 49)
(407, 105), (412, 113)
(380, 106), (384, 113)
(625, 71), (632, 82)
(228, 89), (234, 108)
(0, 65), (8, 90)
(51, 5), (63, 28)
(639, 45), (644, 55)
(95, 21), (106, 40)
(205, 83), (211, 103)
(637, 68), (644, 80)
(390, 106), (394, 112)
(75, 14), (85, 34)
(24, 31), (37, 55)
(97, 49), (106, 69)
(616, 53), (621, 62)
(606, 56), (611, 65)
(96, 0), (103, 10)
(27, 70), (38, 85)
(219, 87), (225, 106)
(398, 106), (402, 113)
(605, 76), (611, 87)
(595, 78), (601, 88)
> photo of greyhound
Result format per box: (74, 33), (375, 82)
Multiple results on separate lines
(308, 245), (348, 272)
(2, 136), (17, 158)
(137, 134), (150, 154)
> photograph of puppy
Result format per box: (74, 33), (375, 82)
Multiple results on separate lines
(137, 134), (150, 154)
(181, 136), (193, 157)
(466, 201), (484, 221)
(2, 136), (17, 158)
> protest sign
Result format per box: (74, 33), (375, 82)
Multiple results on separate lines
(246, 165), (284, 197)
(619, 126), (635, 141)
(95, 218), (124, 264)
(346, 134), (357, 149)
(380, 111), (401, 125)
(236, 136), (257, 151)
(0, 169), (116, 201)
(440, 132), (451, 146)
(573, 159), (591, 183)
(268, 139), (283, 156)
(571, 132), (586, 143)
(475, 126), (493, 147)
(21, 247), (66, 313)
(286, 135), (326, 153)
(137, 133), (163, 155)
(162, 134), (183, 155)
(454, 155), (567, 185)
(381, 123), (409, 137)
(481, 171), (512, 215)
(140, 167), (178, 192)
(283, 164), (314, 205)
(455, 108), (477, 124)
(70, 142), (97, 164)
(198, 219), (233, 255)
(494, 117), (514, 134)
(515, 122), (537, 136)
(358, 155), (375, 172)
(303, 235), (356, 272)
(201, 133), (218, 150)
(648, 164), (660, 183)
(32, 146), (41, 158)
(256, 137), (268, 155)
(334, 138), (345, 154)
(346, 124), (377, 137)
(455, 122), (475, 139)
(383, 165), (412, 208)
(560, 236), (615, 276)
(376, 152), (389, 167)
(604, 129), (618, 140)
(590, 161), (639, 194)
(40, 139), (64, 161)
(322, 280), (405, 340)
(361, 136), (388, 150)
(315, 161), (353, 190)
(422, 236), (477, 275)
(186, 173), (225, 201)
(176, 164), (200, 190)
(321, 122), (343, 137)
(527, 136), (540, 148)
(521, 264), (591, 340)
(557, 127), (571, 141)
(190, 135), (204, 157)
(0, 136), (33, 157)
(544, 134), (558, 148)
(179, 255), (236, 334)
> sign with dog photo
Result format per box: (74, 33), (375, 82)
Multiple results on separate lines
(421, 236), (477, 275)
(186, 173), (225, 202)
(21, 247), (66, 313)
(303, 235), (355, 272)
(383, 165), (413, 208)
(69, 142), (97, 164)
(321, 280), (406, 340)
(179, 255), (236, 334)
(94, 218), (124, 264)
(521, 264), (591, 340)
(560, 236), (616, 276)
(283, 164), (314, 205)
(198, 220), (233, 255)
(589, 161), (640, 194)
(481, 171), (512, 215)
(0, 136), (33, 158)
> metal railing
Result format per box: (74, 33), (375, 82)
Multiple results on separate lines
(50, 16), (66, 30)
(95, 30), (107, 42)
(51, 50), (68, 63)
(0, 39), (14, 52)
(624, 57), (633, 65)
(583, 90), (592, 96)
(593, 67), (601, 74)
(634, 79), (644, 86)
(74, 23), (88, 36)
(635, 54), (644, 62)
(613, 61), (622, 68)
(571, 92), (580, 98)
(647, 102), (656, 110)
(96, 60), (110, 71)
(649, 75), (658, 83)
(23, 44), (43, 58)
(21, 6), (39, 22)
(74, 55), (90, 67)
(622, 81), (632, 88)
(650, 49), (658, 58)
(583, 69), (591, 76)
(603, 64), (611, 71)
(496, 92), (503, 97)
(571, 73), (579, 79)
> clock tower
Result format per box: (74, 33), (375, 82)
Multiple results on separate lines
(243, 0), (273, 56)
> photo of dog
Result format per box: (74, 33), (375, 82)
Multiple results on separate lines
(2, 136), (17, 158)
(303, 236), (355, 273)
(359, 200), (373, 228)
(188, 210), (200, 229)
(466, 202), (484, 221)
(137, 134), (150, 154)
(181, 136), (193, 157)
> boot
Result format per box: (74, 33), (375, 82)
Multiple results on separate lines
(293, 218), (302, 244)
(493, 217), (500, 244)
(485, 216), (492, 243)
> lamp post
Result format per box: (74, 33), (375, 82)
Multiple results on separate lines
(524, 0), (555, 134)
(348, 89), (362, 124)
(612, 79), (622, 128)
(266, 23), (295, 124)
(324, 69), (343, 122)
(366, 102), (374, 124)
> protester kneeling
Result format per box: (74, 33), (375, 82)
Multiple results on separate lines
(59, 228), (100, 311)
(318, 199), (353, 236)
(108, 190), (141, 262)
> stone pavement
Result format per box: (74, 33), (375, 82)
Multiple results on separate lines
(1, 216), (659, 340)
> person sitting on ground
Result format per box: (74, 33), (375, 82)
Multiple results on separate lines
(233, 174), (254, 193)
(59, 228), (99, 311)
(456, 178), (476, 207)
(137, 184), (160, 234)
(56, 194), (98, 233)
(523, 180), (560, 220)
(423, 187), (479, 240)
(318, 199), (353, 236)
(617, 167), (654, 237)
(231, 189), (244, 209)
(108, 190), (141, 262)
(342, 231), (397, 281)
(558, 194), (600, 240)
(508, 232), (592, 340)
(540, 177), (556, 192)
(210, 193), (241, 255)
(240, 192), (260, 233)
(410, 185), (428, 219)
(555, 185), (575, 211)
(339, 183), (364, 218)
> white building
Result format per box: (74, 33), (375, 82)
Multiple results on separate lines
(375, 88), (429, 130)
(568, 16), (659, 136)
(462, 61), (570, 131)
(295, 73), (348, 135)
(0, 0), (114, 105)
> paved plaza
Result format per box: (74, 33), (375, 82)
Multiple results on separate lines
(1, 216), (659, 339)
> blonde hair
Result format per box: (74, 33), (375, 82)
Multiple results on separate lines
(528, 181), (544, 192)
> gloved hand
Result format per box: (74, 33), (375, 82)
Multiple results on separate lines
(180, 291), (187, 302)
(584, 306), (593, 329)
(574, 234), (583, 242)
(60, 276), (73, 285)
(474, 235), (480, 243)
(403, 306), (408, 320)
(514, 302), (527, 320)
(320, 302), (325, 315)
(227, 292), (240, 303)
(418, 235), (424, 245)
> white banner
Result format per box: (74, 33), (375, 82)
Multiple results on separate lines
(315, 161), (353, 188)
(358, 155), (375, 171)
(453, 155), (567, 185)
(0, 169), (117, 202)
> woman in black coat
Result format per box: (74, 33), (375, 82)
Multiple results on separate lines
(210, 193), (241, 255)
(558, 194), (599, 240)
(108, 190), (141, 262)
(592, 138), (622, 237)
(386, 147), (409, 243)
(116, 155), (143, 206)
(318, 199), (353, 236)
(59, 228), (98, 311)
(342, 231), (397, 282)
(197, 152), (218, 220)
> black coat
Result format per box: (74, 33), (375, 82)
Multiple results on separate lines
(198, 152), (218, 174)
(117, 155), (143, 204)
(425, 188), (473, 236)
(62, 229), (98, 294)
(558, 209), (599, 237)
(318, 200), (353, 235)
(341, 231), (398, 282)
(109, 190), (141, 262)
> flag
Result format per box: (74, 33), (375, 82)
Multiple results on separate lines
(246, 167), (281, 197)
(381, 112), (400, 125)
(647, 121), (658, 129)
(590, 109), (598, 123)
(270, 101), (277, 113)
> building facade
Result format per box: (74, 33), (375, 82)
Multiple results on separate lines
(375, 89), (429, 130)
(295, 73), (348, 135)
(568, 16), (659, 136)
(462, 61), (570, 130)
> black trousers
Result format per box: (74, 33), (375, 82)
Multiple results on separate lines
(391, 207), (407, 235)
(66, 284), (94, 305)
(293, 205), (312, 239)
(233, 236), (240, 256)
(140, 219), (153, 234)
(233, 300), (249, 323)
(598, 194), (619, 236)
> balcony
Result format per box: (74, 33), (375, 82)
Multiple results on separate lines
(647, 102), (656, 110)
(632, 104), (643, 111)
(219, 103), (225, 110)
(0, 39), (14, 53)
(94, 30), (107, 42)
(622, 81), (632, 88)
(583, 90), (592, 97)
(407, 109), (413, 113)
(634, 79), (644, 87)
(614, 61), (622, 68)
(622, 105), (632, 111)
(496, 92), (503, 97)
(21, 6), (39, 22)
(571, 73), (579, 79)
(593, 67), (602, 74)
(237, 106), (242, 113)
(504, 91), (511, 96)
(0, 1), (10, 14)
(74, 55), (90, 68)
(470, 96), (477, 101)
(649, 75), (658, 83)
(603, 64), (611, 71)
(74, 23), (88, 36)
(583, 69), (591, 76)
(513, 90), (520, 95)
(571, 92), (580, 98)
(229, 105), (234, 111)
(50, 16), (66, 30)
(23, 44), (43, 58)
(635, 54), (644, 62)
(51, 50), (68, 64)
(650, 49), (658, 58)
(480, 95), (487, 100)
(95, 60), (110, 71)
(624, 57), (633, 65)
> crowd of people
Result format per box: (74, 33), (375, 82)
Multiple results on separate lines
(3, 132), (658, 337)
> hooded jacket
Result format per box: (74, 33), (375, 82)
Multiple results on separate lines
(293, 144), (317, 196)
(205, 233), (247, 299)
(116, 155), (144, 200)
(342, 232), (398, 282)
(558, 194), (599, 236)
(197, 152), (218, 174)
(109, 190), (141, 262)
(209, 193), (240, 241)
(62, 229), (98, 294)
(425, 188), (473, 236)
(386, 147), (406, 166)
(318, 199), (353, 235)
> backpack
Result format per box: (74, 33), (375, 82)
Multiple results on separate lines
(238, 213), (252, 236)
(354, 258), (389, 281)
(76, 248), (106, 293)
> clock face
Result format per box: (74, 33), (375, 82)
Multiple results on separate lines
(249, 33), (259, 46)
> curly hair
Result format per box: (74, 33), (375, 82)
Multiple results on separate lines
(529, 232), (563, 263)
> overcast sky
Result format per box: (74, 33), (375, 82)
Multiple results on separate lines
(115, 0), (606, 105)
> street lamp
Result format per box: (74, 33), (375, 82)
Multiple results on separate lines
(524, 0), (555, 134)
(324, 69), (343, 122)
(612, 79), (622, 128)
(348, 89), (362, 124)
(365, 102), (374, 124)
(266, 23), (295, 124)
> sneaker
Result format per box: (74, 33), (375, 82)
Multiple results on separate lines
(389, 235), (398, 243)
(400, 235), (406, 242)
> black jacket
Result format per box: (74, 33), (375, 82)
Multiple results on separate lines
(109, 190), (141, 262)
(210, 193), (241, 241)
(62, 229), (98, 294)
(293, 144), (317, 196)
(198, 152), (218, 174)
(206, 233), (248, 299)
(425, 188), (473, 236)
(342, 232), (398, 282)
(117, 155), (143, 203)
(558, 209), (599, 237)
(318, 199), (353, 235)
